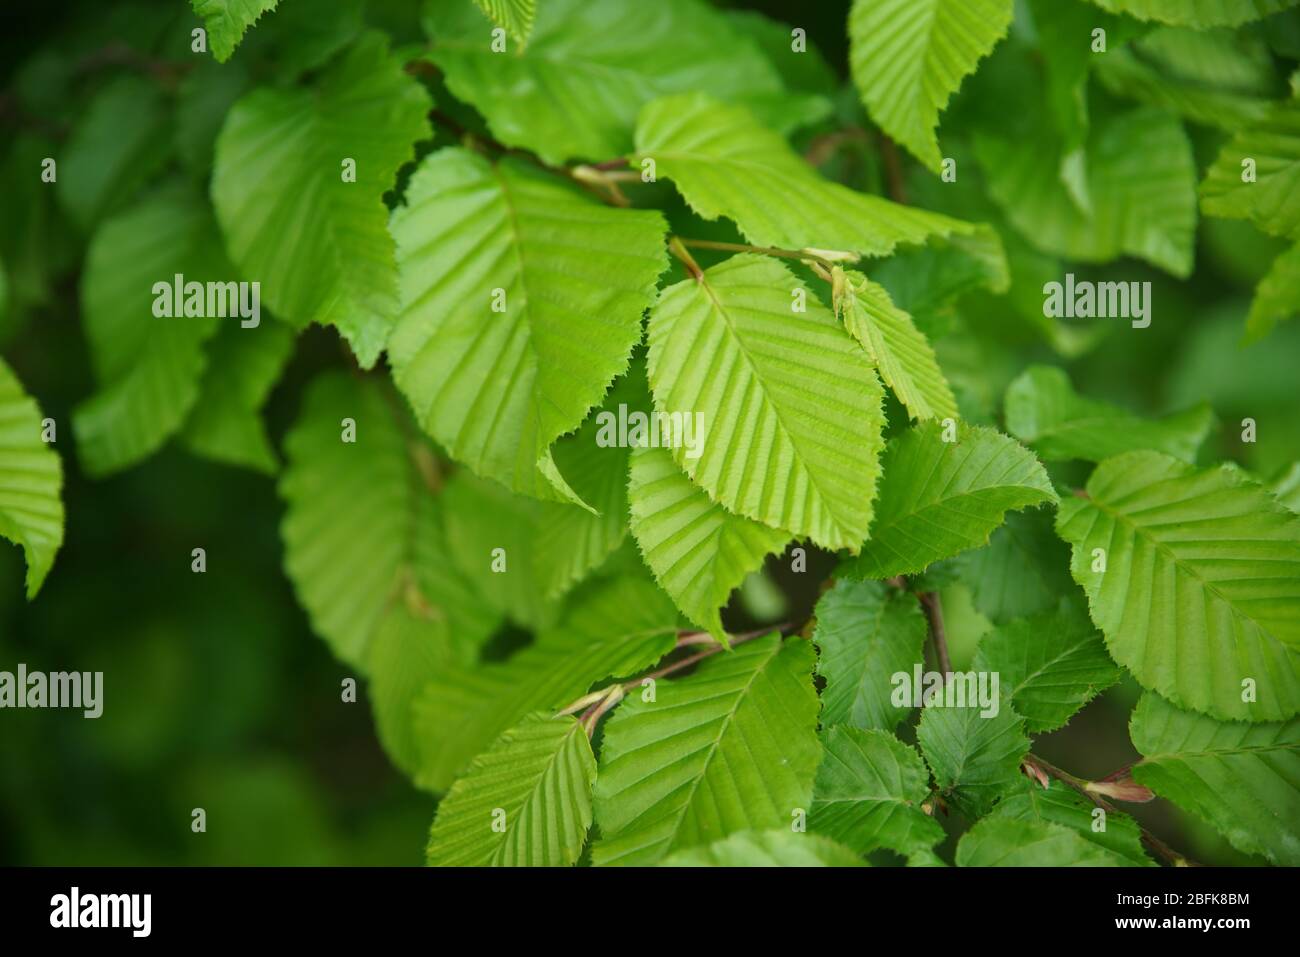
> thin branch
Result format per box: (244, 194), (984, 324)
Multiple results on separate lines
(674, 237), (858, 271)
(667, 236), (704, 281)
(917, 591), (952, 676)
(1024, 754), (1195, 867)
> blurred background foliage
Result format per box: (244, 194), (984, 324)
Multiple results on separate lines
(1, 0), (1296, 865)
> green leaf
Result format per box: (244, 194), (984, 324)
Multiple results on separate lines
(809, 727), (945, 858)
(426, 712), (595, 866)
(73, 187), (228, 477)
(1245, 241), (1300, 344)
(413, 575), (679, 791)
(972, 606), (1123, 732)
(833, 268), (958, 422)
(977, 108), (1197, 277)
(182, 321), (296, 474)
(635, 93), (992, 257)
(647, 254), (886, 551)
(592, 634), (821, 866)
(0, 357), (63, 599)
(191, 0), (279, 61)
(389, 148), (666, 503)
(1131, 691), (1300, 864)
(211, 32), (431, 367)
(57, 76), (171, 232)
(1005, 364), (1213, 463)
(813, 579), (928, 731)
(954, 509), (1080, 625)
(1201, 99), (1300, 241)
(1271, 462), (1300, 512)
(848, 0), (1014, 172)
(1084, 0), (1299, 28)
(840, 422), (1056, 580)
(471, 0), (536, 45)
(1056, 451), (1300, 721)
(628, 445), (789, 642)
(917, 701), (1030, 817)
(660, 829), (865, 867)
(422, 0), (814, 165)
(956, 816), (1137, 866)
(991, 778), (1154, 865)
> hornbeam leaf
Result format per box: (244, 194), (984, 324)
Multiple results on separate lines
(1131, 692), (1300, 864)
(0, 357), (63, 599)
(592, 635), (821, 866)
(809, 727), (945, 858)
(191, 0), (279, 62)
(1201, 99), (1300, 241)
(73, 188), (227, 477)
(628, 445), (789, 642)
(840, 422), (1056, 580)
(389, 148), (667, 504)
(917, 701), (1030, 817)
(182, 320), (296, 474)
(426, 713), (596, 866)
(972, 605), (1124, 733)
(471, 0), (536, 46)
(954, 509), (1081, 625)
(813, 579), (928, 731)
(422, 0), (817, 165)
(1005, 365), (1213, 464)
(1084, 0), (1299, 27)
(957, 816), (1136, 866)
(635, 94), (992, 258)
(647, 254), (886, 551)
(1271, 463), (1300, 512)
(834, 268), (958, 422)
(211, 32), (431, 367)
(1056, 451), (1300, 721)
(412, 576), (679, 791)
(848, 0), (1014, 172)
(660, 830), (865, 867)
(992, 778), (1154, 866)
(1245, 242), (1300, 344)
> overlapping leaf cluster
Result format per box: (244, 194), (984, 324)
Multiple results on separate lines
(1, 0), (1297, 867)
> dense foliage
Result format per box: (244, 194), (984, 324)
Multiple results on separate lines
(1, 0), (1298, 867)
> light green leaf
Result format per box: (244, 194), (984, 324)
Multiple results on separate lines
(661, 830), (865, 867)
(628, 445), (789, 642)
(840, 422), (1056, 580)
(0, 357), (63, 599)
(182, 321), (296, 474)
(73, 188), (227, 477)
(1271, 462), (1300, 512)
(810, 727), (945, 858)
(992, 778), (1154, 865)
(1131, 691), (1300, 864)
(422, 0), (815, 165)
(917, 701), (1030, 817)
(977, 108), (1197, 277)
(1084, 0), (1299, 28)
(954, 509), (1081, 625)
(211, 33), (431, 367)
(413, 575), (679, 791)
(1005, 364), (1213, 463)
(1245, 241), (1300, 344)
(471, 0), (536, 45)
(635, 93), (991, 258)
(57, 76), (171, 232)
(834, 269), (958, 422)
(848, 0), (1013, 172)
(389, 148), (666, 504)
(426, 712), (595, 866)
(593, 635), (821, 866)
(956, 816), (1136, 866)
(1056, 451), (1300, 721)
(191, 0), (279, 61)
(647, 254), (886, 551)
(813, 579), (928, 731)
(972, 606), (1123, 732)
(1201, 99), (1300, 241)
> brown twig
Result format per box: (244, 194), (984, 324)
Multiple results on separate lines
(917, 591), (952, 675)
